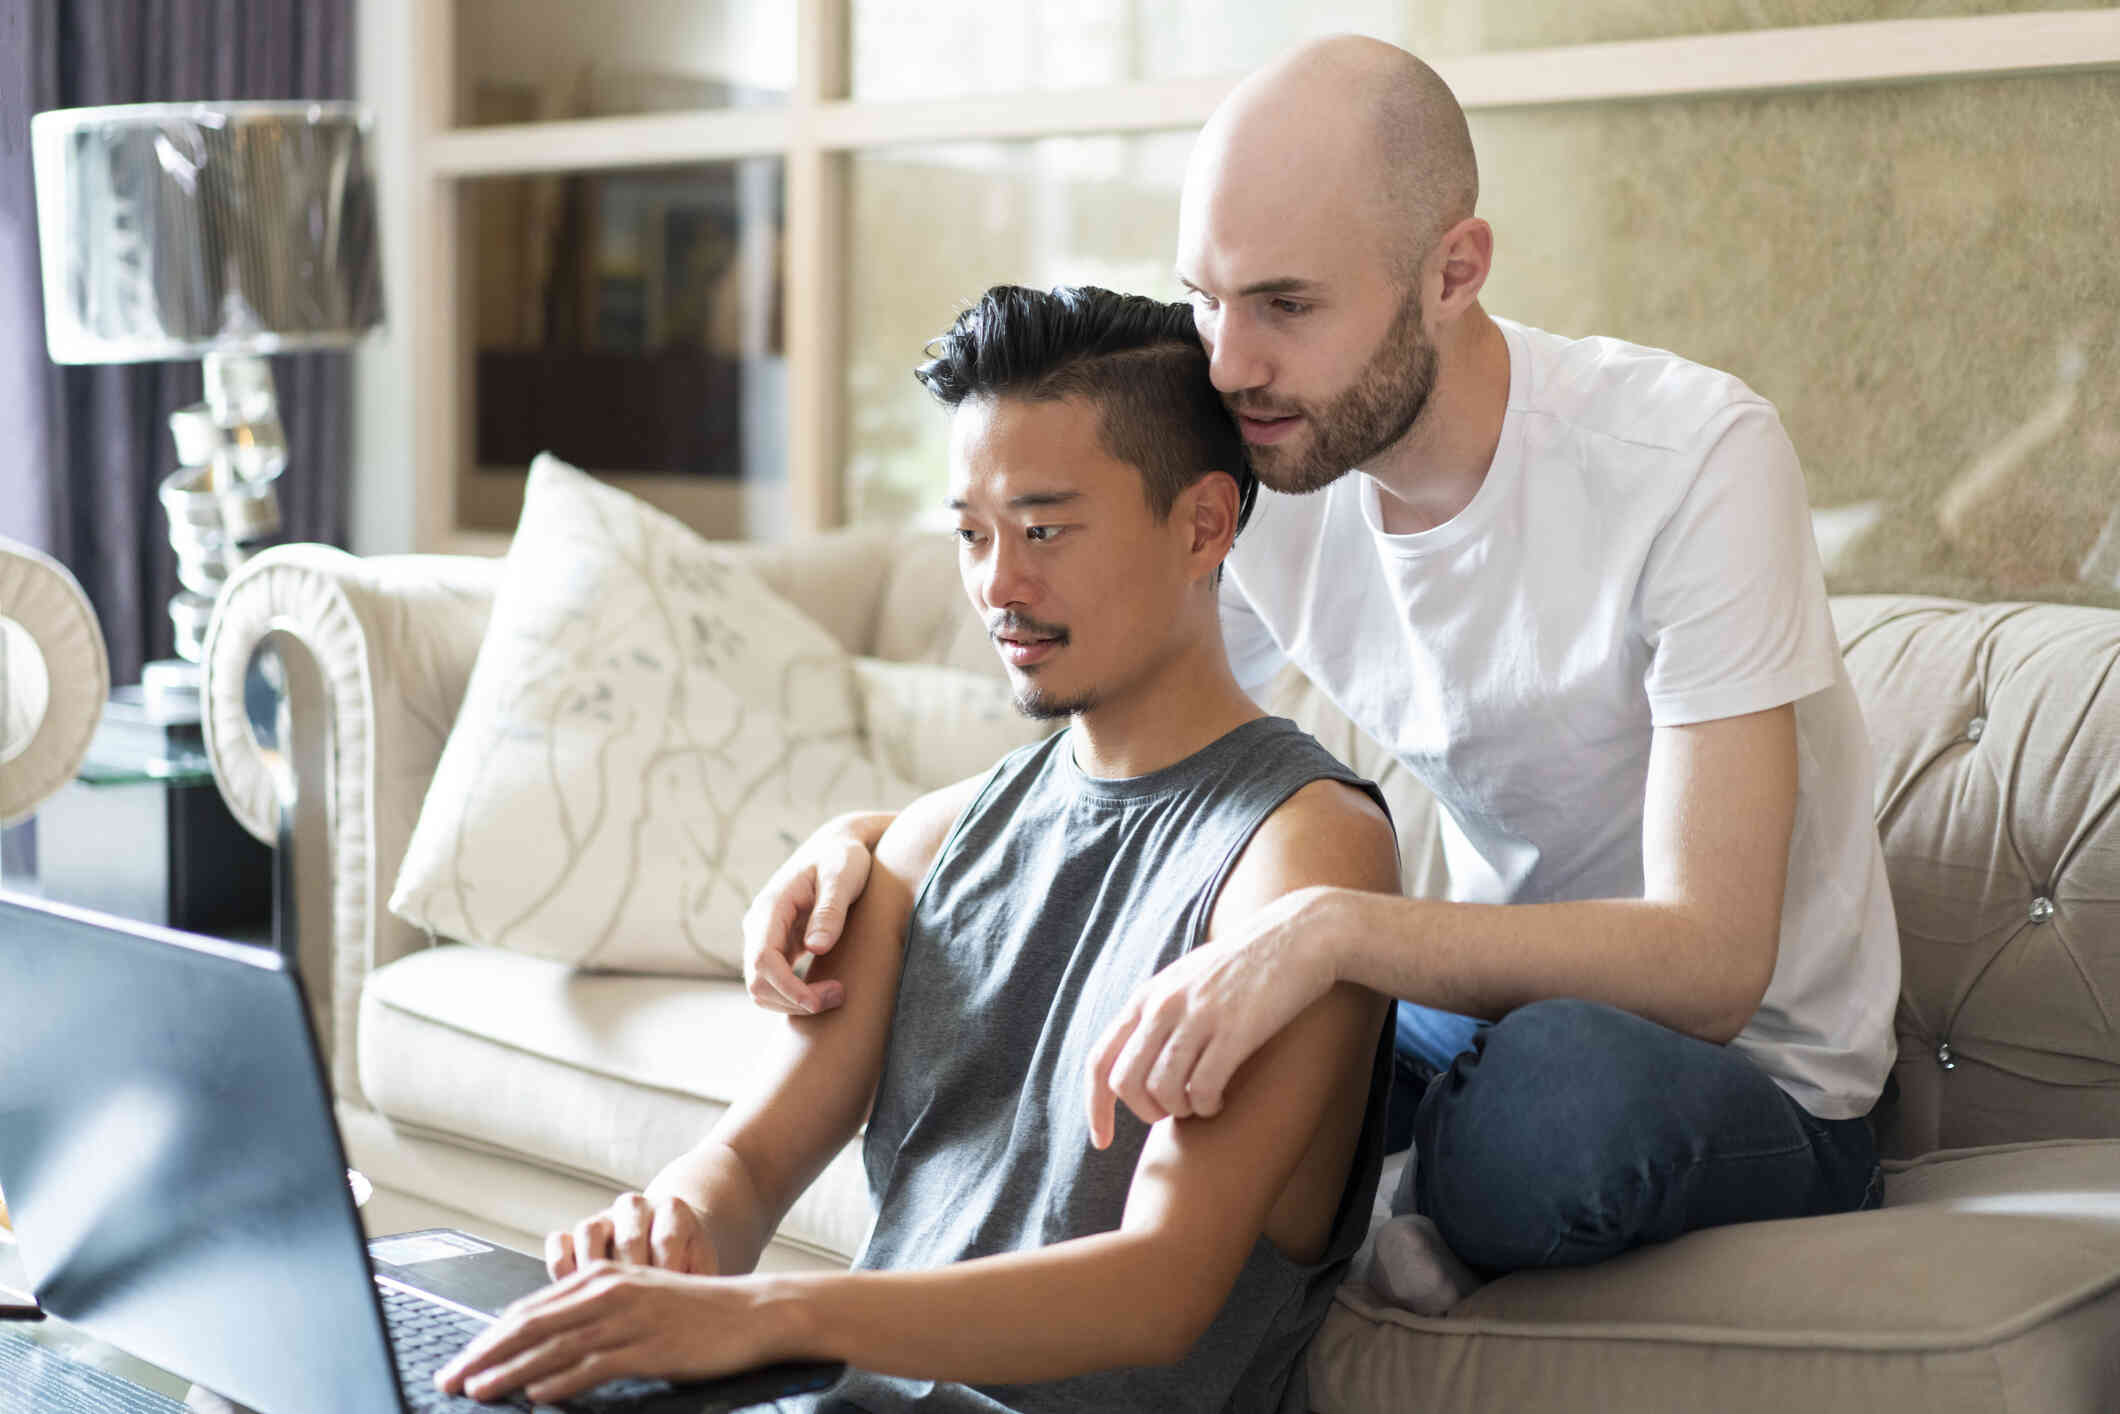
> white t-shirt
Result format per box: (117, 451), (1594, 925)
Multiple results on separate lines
(1222, 317), (1900, 1120)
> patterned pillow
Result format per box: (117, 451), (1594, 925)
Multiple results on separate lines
(852, 657), (1059, 791)
(389, 454), (919, 977)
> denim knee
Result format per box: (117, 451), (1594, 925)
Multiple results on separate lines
(1410, 999), (1670, 1270)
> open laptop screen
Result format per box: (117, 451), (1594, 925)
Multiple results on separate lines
(0, 892), (407, 1414)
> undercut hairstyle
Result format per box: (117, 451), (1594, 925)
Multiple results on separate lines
(916, 284), (1258, 536)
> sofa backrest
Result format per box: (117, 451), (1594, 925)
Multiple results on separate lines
(1833, 597), (2120, 1159)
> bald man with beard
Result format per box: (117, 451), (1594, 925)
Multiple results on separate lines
(746, 36), (1899, 1290)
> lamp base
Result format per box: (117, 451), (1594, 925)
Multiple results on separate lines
(162, 352), (287, 668)
(140, 659), (202, 719)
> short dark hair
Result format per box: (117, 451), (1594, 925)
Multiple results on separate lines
(916, 284), (1257, 535)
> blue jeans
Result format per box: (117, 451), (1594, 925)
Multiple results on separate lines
(1387, 998), (1882, 1274)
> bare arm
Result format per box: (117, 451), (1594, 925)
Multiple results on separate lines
(1093, 704), (1796, 1131)
(439, 779), (1399, 1401)
(1325, 703), (1794, 1043)
(553, 780), (973, 1283)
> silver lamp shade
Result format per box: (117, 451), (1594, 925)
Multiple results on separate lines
(32, 101), (382, 363)
(29, 102), (383, 695)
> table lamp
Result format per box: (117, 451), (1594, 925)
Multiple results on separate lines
(30, 101), (382, 712)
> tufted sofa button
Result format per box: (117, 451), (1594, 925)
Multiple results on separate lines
(1966, 715), (1986, 742)
(2028, 896), (2056, 924)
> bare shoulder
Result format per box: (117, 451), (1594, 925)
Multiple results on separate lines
(1213, 777), (1400, 928)
(873, 772), (990, 888)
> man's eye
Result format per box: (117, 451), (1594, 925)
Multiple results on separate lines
(1026, 525), (1062, 543)
(1269, 298), (1310, 316)
(954, 527), (984, 547)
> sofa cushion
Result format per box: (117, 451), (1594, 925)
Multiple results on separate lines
(1310, 1139), (2120, 1413)
(389, 454), (920, 979)
(357, 944), (875, 1263)
(852, 656), (1058, 790)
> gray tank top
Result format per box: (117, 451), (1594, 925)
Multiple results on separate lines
(818, 716), (1394, 1414)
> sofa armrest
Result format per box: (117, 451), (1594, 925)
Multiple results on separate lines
(203, 545), (504, 1106)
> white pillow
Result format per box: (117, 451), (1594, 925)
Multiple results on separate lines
(389, 454), (919, 977)
(852, 657), (1060, 791)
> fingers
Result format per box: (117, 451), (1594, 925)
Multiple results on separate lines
(1183, 1035), (1241, 1118)
(801, 836), (872, 958)
(436, 1267), (612, 1396)
(744, 876), (825, 1014)
(650, 1197), (716, 1276)
(608, 1194), (652, 1266)
(1107, 994), (1185, 1133)
(1085, 1001), (1137, 1151)
(469, 1325), (629, 1405)
(568, 1214), (615, 1275)
(750, 943), (828, 1015)
(524, 1346), (641, 1406)
(545, 1228), (575, 1280)
(1142, 1019), (1209, 1123)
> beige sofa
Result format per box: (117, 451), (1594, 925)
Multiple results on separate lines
(202, 528), (2120, 1411)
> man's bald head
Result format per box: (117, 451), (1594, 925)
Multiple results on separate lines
(1188, 35), (1478, 280)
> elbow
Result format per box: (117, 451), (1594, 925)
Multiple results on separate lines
(1118, 1241), (1229, 1367)
(1139, 1300), (1217, 1368)
(1699, 932), (1778, 1046)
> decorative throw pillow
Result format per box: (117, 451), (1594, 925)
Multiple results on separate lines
(851, 657), (1059, 791)
(389, 454), (919, 977)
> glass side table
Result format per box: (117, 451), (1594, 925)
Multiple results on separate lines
(2, 685), (271, 939)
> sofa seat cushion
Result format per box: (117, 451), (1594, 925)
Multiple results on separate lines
(1310, 1139), (2120, 1413)
(358, 943), (874, 1262)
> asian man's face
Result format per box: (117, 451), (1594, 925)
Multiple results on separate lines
(947, 395), (1198, 720)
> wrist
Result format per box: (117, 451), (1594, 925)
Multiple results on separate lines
(748, 1272), (826, 1364)
(1297, 884), (1358, 987)
(829, 809), (894, 850)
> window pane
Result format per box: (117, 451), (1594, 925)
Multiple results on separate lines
(460, 161), (786, 538)
(845, 134), (1193, 524)
(454, 0), (792, 127)
(848, 1), (2090, 99)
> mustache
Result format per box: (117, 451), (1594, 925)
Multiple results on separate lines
(988, 612), (1069, 642)
(1225, 396), (1304, 419)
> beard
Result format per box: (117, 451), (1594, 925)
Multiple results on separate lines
(1013, 683), (1097, 720)
(991, 610), (1089, 720)
(1232, 287), (1438, 495)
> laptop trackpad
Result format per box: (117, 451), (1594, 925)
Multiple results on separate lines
(368, 1229), (550, 1317)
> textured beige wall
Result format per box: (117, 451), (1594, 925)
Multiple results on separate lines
(847, 64), (2120, 607)
(1473, 71), (2120, 607)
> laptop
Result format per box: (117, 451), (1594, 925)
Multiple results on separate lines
(0, 891), (844, 1413)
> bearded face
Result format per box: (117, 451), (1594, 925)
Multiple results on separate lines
(1228, 286), (1437, 495)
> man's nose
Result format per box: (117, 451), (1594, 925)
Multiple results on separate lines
(1205, 311), (1267, 396)
(981, 537), (1037, 610)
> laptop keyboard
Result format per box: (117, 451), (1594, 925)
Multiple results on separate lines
(380, 1280), (539, 1412)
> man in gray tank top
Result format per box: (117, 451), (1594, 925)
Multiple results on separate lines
(437, 286), (1399, 1412)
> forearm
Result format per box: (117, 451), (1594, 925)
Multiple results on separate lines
(751, 1230), (1212, 1383)
(1311, 887), (1773, 1043)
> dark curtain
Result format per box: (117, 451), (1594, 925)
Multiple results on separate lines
(0, 0), (355, 685)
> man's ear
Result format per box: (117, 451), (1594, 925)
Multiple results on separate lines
(1179, 471), (1242, 582)
(1428, 216), (1493, 324)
